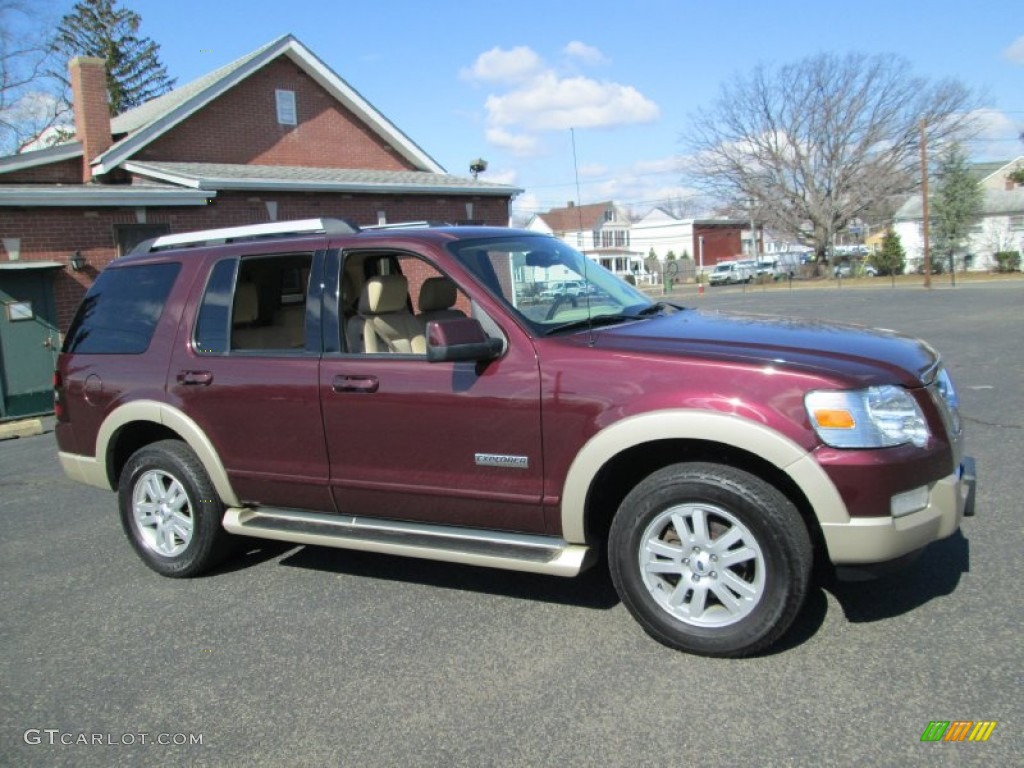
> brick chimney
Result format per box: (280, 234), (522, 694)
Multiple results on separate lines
(69, 56), (112, 183)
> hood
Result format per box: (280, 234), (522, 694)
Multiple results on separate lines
(590, 308), (939, 387)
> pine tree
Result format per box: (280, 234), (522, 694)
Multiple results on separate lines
(872, 229), (906, 278)
(50, 0), (175, 115)
(930, 142), (983, 275)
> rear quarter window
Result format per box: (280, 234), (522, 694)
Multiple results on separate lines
(63, 262), (181, 354)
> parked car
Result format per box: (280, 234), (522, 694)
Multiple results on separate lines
(539, 280), (586, 299)
(54, 219), (975, 658)
(834, 263), (878, 278)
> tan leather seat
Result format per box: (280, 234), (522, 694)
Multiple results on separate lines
(359, 274), (426, 354)
(231, 282), (262, 349)
(342, 272), (364, 353)
(272, 304), (305, 348)
(417, 276), (466, 324)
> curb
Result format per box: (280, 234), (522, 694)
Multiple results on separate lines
(0, 418), (44, 441)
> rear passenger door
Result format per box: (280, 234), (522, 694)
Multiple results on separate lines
(319, 248), (548, 534)
(168, 245), (331, 512)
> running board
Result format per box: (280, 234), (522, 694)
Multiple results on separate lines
(222, 507), (593, 577)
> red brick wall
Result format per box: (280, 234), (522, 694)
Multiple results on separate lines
(0, 157), (83, 184)
(1, 192), (510, 330)
(693, 226), (744, 266)
(136, 58), (416, 171)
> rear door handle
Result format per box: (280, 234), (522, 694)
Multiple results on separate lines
(332, 375), (379, 393)
(177, 370), (213, 386)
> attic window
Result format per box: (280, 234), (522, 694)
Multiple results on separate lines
(275, 89), (297, 125)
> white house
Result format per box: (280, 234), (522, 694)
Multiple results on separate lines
(631, 207), (694, 261)
(893, 157), (1024, 271)
(527, 201), (646, 279)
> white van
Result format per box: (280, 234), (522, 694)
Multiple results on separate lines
(708, 260), (755, 285)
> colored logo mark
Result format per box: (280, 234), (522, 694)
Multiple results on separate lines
(920, 721), (997, 742)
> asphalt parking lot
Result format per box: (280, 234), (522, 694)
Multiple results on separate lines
(2, 279), (1021, 767)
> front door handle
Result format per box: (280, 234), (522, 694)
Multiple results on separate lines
(332, 375), (379, 393)
(177, 370), (213, 386)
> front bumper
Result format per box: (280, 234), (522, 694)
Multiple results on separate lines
(821, 457), (976, 566)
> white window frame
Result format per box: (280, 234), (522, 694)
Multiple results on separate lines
(275, 89), (297, 126)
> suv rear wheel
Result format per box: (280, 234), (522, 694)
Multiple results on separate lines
(609, 463), (812, 657)
(118, 440), (236, 577)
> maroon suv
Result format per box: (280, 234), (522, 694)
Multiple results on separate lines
(55, 218), (976, 657)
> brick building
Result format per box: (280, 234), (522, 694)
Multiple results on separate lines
(0, 35), (520, 420)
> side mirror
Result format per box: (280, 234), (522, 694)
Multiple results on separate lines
(426, 317), (503, 363)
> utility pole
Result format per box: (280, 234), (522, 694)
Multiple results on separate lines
(920, 120), (931, 289)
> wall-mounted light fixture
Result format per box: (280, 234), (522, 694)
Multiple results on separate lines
(69, 250), (85, 271)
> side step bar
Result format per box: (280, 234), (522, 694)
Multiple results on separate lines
(222, 507), (594, 577)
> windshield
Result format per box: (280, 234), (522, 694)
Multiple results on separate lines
(447, 234), (654, 334)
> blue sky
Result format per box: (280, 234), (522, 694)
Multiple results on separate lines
(48, 0), (1024, 218)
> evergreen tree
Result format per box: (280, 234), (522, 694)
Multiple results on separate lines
(871, 228), (906, 278)
(930, 142), (983, 275)
(50, 0), (174, 114)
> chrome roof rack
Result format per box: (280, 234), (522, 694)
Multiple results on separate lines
(131, 217), (359, 254)
(360, 220), (449, 230)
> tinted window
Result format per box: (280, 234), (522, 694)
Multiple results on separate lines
(194, 253), (312, 355)
(63, 262), (180, 354)
(194, 258), (237, 355)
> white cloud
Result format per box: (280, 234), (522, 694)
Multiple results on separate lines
(578, 162), (608, 178)
(483, 167), (520, 186)
(464, 44), (659, 156)
(631, 156), (683, 175)
(485, 127), (541, 157)
(460, 46), (542, 84)
(1003, 35), (1024, 64)
(563, 41), (607, 65)
(484, 72), (659, 131)
(964, 108), (1024, 160)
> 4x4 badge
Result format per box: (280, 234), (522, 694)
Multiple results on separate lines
(475, 453), (529, 469)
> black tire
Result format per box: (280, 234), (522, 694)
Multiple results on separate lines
(608, 462), (812, 657)
(118, 439), (236, 577)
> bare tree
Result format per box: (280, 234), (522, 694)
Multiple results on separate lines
(683, 52), (977, 262)
(0, 0), (69, 154)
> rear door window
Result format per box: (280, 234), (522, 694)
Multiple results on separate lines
(194, 253), (313, 355)
(63, 262), (180, 354)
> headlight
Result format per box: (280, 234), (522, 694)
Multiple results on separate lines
(805, 386), (930, 448)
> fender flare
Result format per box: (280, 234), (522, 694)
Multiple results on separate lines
(560, 409), (848, 542)
(97, 399), (240, 506)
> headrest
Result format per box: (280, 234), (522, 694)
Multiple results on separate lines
(233, 282), (259, 324)
(359, 274), (409, 315)
(418, 276), (457, 313)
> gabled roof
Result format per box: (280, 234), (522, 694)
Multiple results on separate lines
(970, 156), (1024, 184)
(91, 34), (446, 175)
(123, 161), (522, 196)
(0, 141), (82, 173)
(534, 202), (615, 233)
(894, 188), (1024, 220)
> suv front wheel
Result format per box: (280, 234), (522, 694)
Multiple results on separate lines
(609, 463), (812, 657)
(118, 440), (236, 577)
